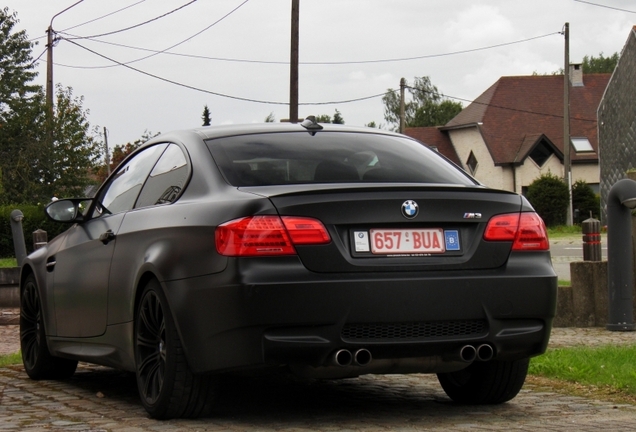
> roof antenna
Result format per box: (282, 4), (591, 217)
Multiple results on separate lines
(301, 115), (323, 135)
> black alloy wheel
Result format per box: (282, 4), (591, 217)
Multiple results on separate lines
(20, 274), (77, 380)
(135, 279), (216, 419)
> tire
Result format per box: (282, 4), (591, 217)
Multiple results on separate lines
(134, 279), (216, 419)
(437, 358), (529, 404)
(20, 274), (78, 380)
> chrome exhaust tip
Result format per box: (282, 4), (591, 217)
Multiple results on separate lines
(476, 344), (494, 361)
(332, 349), (353, 367)
(353, 349), (372, 366)
(459, 345), (477, 363)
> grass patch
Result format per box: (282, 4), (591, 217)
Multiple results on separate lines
(547, 225), (582, 238)
(0, 352), (21, 367)
(0, 257), (17, 268)
(558, 279), (570, 286)
(529, 345), (636, 396)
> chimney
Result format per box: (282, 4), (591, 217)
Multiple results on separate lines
(569, 63), (584, 87)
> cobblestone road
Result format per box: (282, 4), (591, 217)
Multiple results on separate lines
(2, 312), (636, 431)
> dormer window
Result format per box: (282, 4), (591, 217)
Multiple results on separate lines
(529, 141), (553, 166)
(571, 137), (594, 153)
(466, 151), (478, 175)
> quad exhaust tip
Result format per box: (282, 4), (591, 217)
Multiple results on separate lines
(331, 349), (373, 367)
(459, 344), (494, 362)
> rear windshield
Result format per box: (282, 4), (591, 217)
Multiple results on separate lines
(206, 131), (477, 187)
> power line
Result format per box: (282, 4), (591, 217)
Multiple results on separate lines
(57, 0), (250, 69)
(64, 0), (199, 40)
(62, 37), (386, 106)
(53, 31), (561, 69)
(573, 0), (636, 14)
(29, 0), (149, 42)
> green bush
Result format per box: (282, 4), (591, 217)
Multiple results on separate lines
(0, 205), (68, 258)
(526, 173), (569, 227)
(572, 180), (600, 223)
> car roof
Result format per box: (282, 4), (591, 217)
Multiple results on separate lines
(145, 122), (404, 146)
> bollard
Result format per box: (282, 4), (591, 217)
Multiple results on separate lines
(582, 217), (602, 261)
(606, 179), (636, 331)
(33, 229), (48, 250)
(9, 210), (27, 267)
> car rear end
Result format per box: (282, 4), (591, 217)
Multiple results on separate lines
(171, 124), (557, 379)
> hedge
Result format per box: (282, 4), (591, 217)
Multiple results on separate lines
(0, 205), (68, 258)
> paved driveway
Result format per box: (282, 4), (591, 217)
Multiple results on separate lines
(3, 312), (636, 431)
(2, 363), (636, 432)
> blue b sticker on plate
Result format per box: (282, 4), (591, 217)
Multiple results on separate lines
(444, 230), (460, 251)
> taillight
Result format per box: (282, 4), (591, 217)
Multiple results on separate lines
(281, 217), (331, 245)
(484, 212), (549, 251)
(216, 215), (330, 256)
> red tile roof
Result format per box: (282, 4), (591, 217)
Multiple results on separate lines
(405, 126), (461, 164)
(444, 74), (610, 165)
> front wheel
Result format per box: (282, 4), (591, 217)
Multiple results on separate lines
(20, 274), (78, 380)
(437, 358), (529, 404)
(135, 279), (216, 419)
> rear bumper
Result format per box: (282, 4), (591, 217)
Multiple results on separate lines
(163, 252), (557, 374)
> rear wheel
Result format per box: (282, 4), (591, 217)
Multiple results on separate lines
(437, 358), (529, 404)
(135, 279), (216, 419)
(20, 274), (78, 380)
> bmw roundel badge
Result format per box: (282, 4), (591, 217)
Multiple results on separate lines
(401, 200), (419, 219)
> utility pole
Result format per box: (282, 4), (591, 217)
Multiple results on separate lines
(103, 127), (111, 176)
(399, 78), (406, 134)
(46, 25), (54, 115)
(289, 0), (299, 123)
(563, 22), (573, 226)
(47, 0), (85, 109)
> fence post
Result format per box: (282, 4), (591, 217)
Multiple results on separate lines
(10, 210), (27, 267)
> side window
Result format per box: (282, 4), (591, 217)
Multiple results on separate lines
(96, 144), (168, 216)
(135, 144), (189, 208)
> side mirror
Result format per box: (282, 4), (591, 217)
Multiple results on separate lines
(45, 199), (93, 223)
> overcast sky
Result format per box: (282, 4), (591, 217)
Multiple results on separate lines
(4, 0), (636, 147)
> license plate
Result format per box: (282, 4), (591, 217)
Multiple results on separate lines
(370, 228), (446, 254)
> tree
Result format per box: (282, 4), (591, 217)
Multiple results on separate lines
(0, 10), (103, 204)
(315, 110), (345, 124)
(0, 8), (39, 123)
(201, 105), (211, 126)
(572, 180), (600, 223)
(332, 109), (344, 124)
(582, 52), (619, 74)
(1, 86), (102, 203)
(526, 173), (569, 227)
(264, 112), (276, 122)
(382, 76), (462, 130)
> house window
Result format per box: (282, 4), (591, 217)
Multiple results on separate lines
(466, 151), (478, 175)
(529, 141), (553, 166)
(571, 137), (594, 153)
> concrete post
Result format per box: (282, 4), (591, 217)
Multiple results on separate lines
(9, 210), (27, 267)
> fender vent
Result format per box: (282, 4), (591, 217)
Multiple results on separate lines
(341, 320), (487, 341)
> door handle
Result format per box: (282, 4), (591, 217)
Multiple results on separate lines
(99, 230), (116, 245)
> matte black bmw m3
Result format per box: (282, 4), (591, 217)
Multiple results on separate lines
(20, 119), (557, 418)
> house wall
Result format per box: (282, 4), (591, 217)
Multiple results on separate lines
(448, 128), (511, 190)
(599, 28), (636, 223)
(515, 154), (564, 194)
